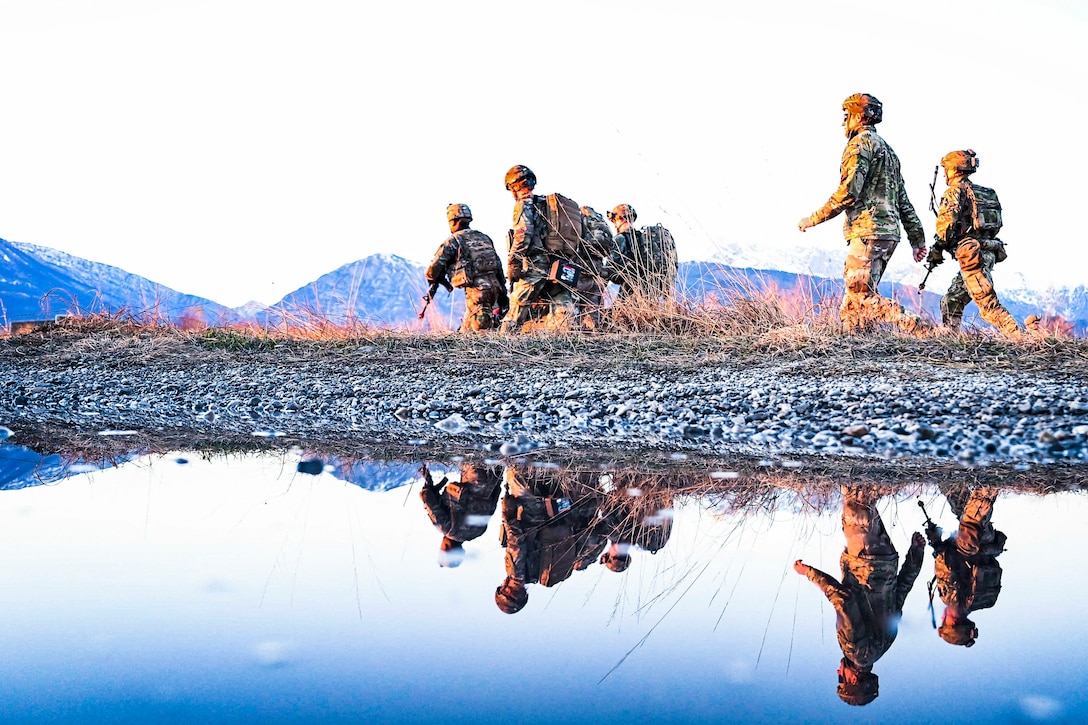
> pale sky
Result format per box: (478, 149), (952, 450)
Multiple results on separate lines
(1, 0), (1084, 307)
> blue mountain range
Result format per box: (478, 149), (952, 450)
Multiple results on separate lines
(2, 236), (1085, 333)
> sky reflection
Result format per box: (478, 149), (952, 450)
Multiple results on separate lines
(0, 445), (1085, 724)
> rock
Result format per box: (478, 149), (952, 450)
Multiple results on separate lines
(843, 424), (869, 438)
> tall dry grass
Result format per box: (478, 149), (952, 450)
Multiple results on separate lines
(3, 282), (1086, 378)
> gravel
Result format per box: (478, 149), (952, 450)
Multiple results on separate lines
(1, 349), (1086, 466)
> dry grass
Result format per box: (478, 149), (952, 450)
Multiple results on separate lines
(1, 291), (1086, 378)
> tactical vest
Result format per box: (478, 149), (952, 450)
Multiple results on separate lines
(965, 182), (1003, 237)
(449, 229), (502, 288)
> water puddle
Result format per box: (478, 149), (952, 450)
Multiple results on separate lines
(1, 439), (1086, 723)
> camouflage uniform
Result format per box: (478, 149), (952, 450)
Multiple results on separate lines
(420, 464), (503, 548)
(496, 466), (607, 611)
(573, 206), (615, 328)
(607, 205), (677, 303)
(426, 226), (508, 332)
(926, 486), (1005, 647)
(503, 194), (576, 331)
(934, 156), (1022, 336)
(802, 95), (927, 333)
(797, 486), (925, 705)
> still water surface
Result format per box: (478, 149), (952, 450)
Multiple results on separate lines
(1, 443), (1085, 724)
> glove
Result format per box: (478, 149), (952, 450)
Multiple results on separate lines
(926, 247), (945, 267)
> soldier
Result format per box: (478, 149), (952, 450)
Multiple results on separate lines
(596, 477), (675, 572)
(500, 165), (578, 332)
(798, 94), (930, 334)
(924, 486), (1005, 648)
(420, 463), (503, 568)
(794, 485), (925, 706)
(574, 205), (615, 328)
(606, 204), (678, 303)
(494, 465), (608, 614)
(425, 203), (509, 331)
(928, 150), (1025, 337)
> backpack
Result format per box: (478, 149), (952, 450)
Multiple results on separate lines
(450, 229), (502, 288)
(534, 193), (583, 259)
(967, 183), (1003, 236)
(640, 224), (679, 293)
(966, 558), (1003, 611)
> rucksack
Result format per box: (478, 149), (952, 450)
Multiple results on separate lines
(967, 558), (1003, 611)
(967, 183), (1003, 235)
(534, 193), (583, 259)
(450, 229), (501, 288)
(641, 224), (677, 276)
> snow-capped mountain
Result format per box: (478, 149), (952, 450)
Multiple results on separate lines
(4, 238), (1084, 332)
(1, 237), (236, 326)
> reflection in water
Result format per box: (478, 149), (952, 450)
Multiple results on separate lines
(794, 485), (925, 706)
(420, 462), (503, 567)
(0, 438), (1086, 723)
(926, 485), (1005, 648)
(493, 464), (679, 614)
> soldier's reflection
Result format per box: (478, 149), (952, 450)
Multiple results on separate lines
(597, 479), (675, 572)
(494, 465), (608, 614)
(925, 486), (1005, 648)
(420, 463), (503, 568)
(793, 485), (925, 706)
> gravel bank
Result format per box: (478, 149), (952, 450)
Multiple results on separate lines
(2, 343), (1086, 466)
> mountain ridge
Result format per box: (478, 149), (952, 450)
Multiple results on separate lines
(3, 236), (1084, 332)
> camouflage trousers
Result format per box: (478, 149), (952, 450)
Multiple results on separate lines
(841, 486), (897, 559)
(939, 484), (1000, 556)
(461, 275), (503, 332)
(940, 239), (1022, 338)
(841, 237), (926, 334)
(501, 275), (575, 332)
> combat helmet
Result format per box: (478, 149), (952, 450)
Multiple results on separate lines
(447, 203), (473, 223)
(837, 660), (879, 706)
(495, 577), (528, 614)
(607, 204), (637, 225)
(938, 619), (978, 647)
(504, 165), (537, 191)
(940, 149), (979, 175)
(842, 93), (883, 124)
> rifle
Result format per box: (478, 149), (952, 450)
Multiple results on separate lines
(919, 165), (943, 291)
(417, 278), (453, 319)
(918, 499), (940, 629)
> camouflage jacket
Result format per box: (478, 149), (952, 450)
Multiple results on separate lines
(426, 229), (505, 289)
(808, 126), (926, 248)
(508, 195), (551, 280)
(499, 492), (606, 587)
(803, 542), (924, 668)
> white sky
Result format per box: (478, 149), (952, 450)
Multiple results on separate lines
(1, 0), (1084, 307)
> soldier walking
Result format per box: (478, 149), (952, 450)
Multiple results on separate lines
(798, 94), (930, 334)
(928, 150), (1026, 337)
(420, 463), (503, 568)
(425, 204), (509, 331)
(500, 165), (577, 332)
(924, 485), (1005, 647)
(794, 485), (925, 706)
(607, 204), (678, 304)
